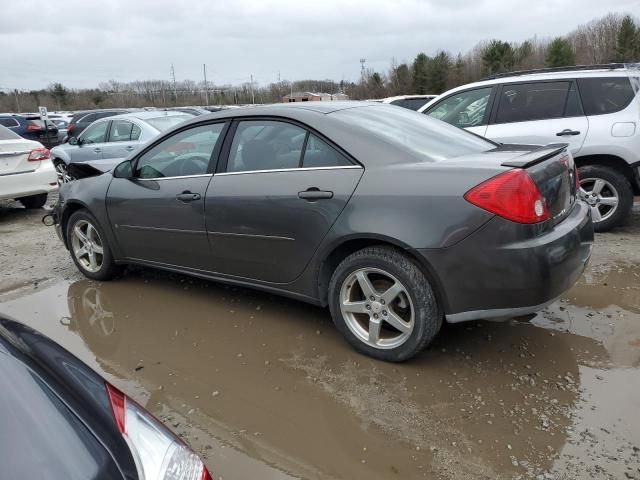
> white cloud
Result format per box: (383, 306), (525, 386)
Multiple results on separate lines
(1, 0), (637, 89)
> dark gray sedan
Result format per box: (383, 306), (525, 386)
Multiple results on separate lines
(51, 102), (593, 361)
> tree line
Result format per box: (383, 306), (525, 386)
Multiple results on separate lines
(1, 12), (638, 113)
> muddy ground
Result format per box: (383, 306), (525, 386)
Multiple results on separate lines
(1, 194), (639, 480)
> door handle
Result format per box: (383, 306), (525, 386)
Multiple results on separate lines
(176, 191), (201, 202)
(556, 129), (581, 136)
(93, 148), (102, 153)
(298, 188), (334, 201)
(125, 146), (135, 151)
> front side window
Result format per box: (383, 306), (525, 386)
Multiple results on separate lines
(426, 87), (492, 128)
(302, 134), (352, 168)
(226, 120), (306, 172)
(495, 82), (570, 124)
(108, 120), (135, 142)
(577, 77), (635, 116)
(79, 121), (109, 144)
(135, 123), (224, 179)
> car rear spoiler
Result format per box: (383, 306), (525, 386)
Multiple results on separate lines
(500, 143), (568, 168)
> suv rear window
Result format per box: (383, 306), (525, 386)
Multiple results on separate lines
(577, 77), (635, 116)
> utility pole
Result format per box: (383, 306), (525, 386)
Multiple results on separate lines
(13, 89), (21, 112)
(250, 74), (255, 104)
(203, 64), (209, 106)
(360, 58), (366, 83)
(170, 64), (177, 103)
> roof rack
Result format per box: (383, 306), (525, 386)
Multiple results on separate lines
(481, 63), (626, 81)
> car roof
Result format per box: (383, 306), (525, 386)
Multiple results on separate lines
(109, 110), (194, 122)
(382, 94), (437, 102)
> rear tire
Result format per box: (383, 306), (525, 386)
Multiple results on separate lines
(328, 246), (442, 362)
(578, 165), (633, 232)
(66, 209), (122, 281)
(18, 193), (48, 209)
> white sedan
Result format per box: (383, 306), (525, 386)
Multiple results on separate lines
(0, 125), (57, 208)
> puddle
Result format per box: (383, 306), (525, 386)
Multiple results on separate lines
(0, 264), (638, 479)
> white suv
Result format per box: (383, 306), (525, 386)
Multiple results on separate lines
(419, 64), (640, 231)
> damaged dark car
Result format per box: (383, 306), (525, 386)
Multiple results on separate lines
(49, 102), (594, 361)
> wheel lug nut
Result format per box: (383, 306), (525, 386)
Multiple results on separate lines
(380, 300), (385, 305)
(382, 310), (387, 316)
(373, 314), (379, 319)
(370, 295), (375, 301)
(366, 304), (371, 310)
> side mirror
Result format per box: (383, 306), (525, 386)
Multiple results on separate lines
(68, 136), (78, 146)
(113, 160), (134, 179)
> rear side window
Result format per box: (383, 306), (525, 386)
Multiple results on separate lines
(302, 134), (352, 168)
(108, 120), (134, 142)
(0, 125), (20, 140)
(79, 113), (98, 123)
(577, 77), (635, 116)
(495, 82), (570, 124)
(564, 84), (584, 117)
(0, 118), (19, 128)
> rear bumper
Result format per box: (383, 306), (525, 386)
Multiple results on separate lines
(417, 200), (593, 323)
(0, 166), (57, 200)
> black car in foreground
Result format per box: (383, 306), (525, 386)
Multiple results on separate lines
(0, 316), (212, 480)
(0, 114), (60, 148)
(52, 102), (593, 361)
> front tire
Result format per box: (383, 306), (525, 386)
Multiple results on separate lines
(328, 246), (442, 362)
(579, 165), (633, 232)
(18, 193), (48, 209)
(66, 210), (121, 281)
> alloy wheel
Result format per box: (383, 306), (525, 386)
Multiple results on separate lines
(55, 162), (73, 185)
(580, 177), (619, 224)
(339, 267), (415, 349)
(70, 220), (104, 273)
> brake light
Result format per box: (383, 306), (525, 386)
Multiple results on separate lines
(464, 169), (549, 224)
(67, 123), (73, 134)
(26, 122), (41, 132)
(106, 383), (213, 480)
(27, 148), (51, 161)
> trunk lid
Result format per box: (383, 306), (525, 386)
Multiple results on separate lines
(500, 143), (578, 224)
(0, 140), (39, 175)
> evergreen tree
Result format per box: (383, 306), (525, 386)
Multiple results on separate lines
(426, 51), (451, 93)
(481, 40), (516, 74)
(614, 15), (639, 62)
(545, 37), (576, 67)
(412, 53), (430, 94)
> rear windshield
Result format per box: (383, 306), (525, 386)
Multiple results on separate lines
(145, 115), (192, 132)
(332, 105), (494, 161)
(0, 125), (21, 140)
(577, 77), (635, 115)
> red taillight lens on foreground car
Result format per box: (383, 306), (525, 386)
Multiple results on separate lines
(464, 169), (549, 224)
(106, 383), (213, 480)
(27, 148), (51, 162)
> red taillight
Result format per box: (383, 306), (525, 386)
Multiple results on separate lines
(105, 382), (213, 480)
(464, 169), (549, 224)
(67, 123), (73, 134)
(26, 123), (41, 132)
(27, 148), (51, 161)
(106, 383), (126, 433)
(574, 165), (580, 190)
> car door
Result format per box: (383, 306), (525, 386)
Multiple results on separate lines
(72, 120), (110, 163)
(102, 119), (142, 160)
(205, 119), (363, 284)
(484, 81), (588, 154)
(423, 86), (495, 137)
(106, 122), (227, 269)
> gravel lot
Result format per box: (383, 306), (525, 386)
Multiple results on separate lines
(1, 193), (639, 480)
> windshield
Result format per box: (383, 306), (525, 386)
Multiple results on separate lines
(332, 105), (494, 162)
(145, 114), (192, 132)
(0, 125), (21, 140)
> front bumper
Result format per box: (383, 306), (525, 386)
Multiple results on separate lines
(417, 200), (593, 323)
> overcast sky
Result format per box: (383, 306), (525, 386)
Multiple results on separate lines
(1, 0), (637, 91)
